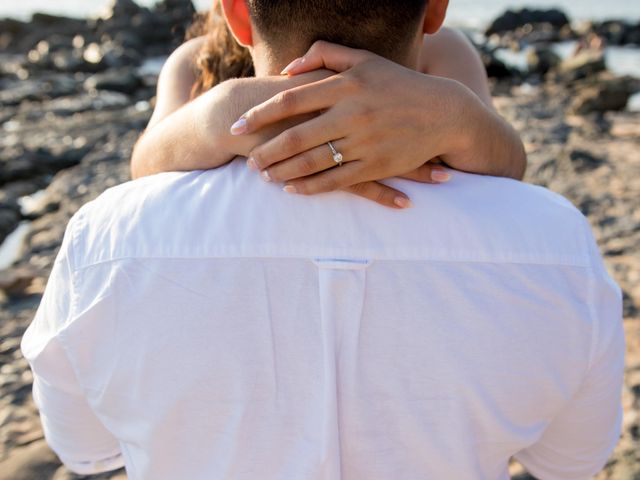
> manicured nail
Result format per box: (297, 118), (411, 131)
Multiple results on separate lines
(230, 117), (248, 135)
(247, 157), (257, 170)
(261, 170), (271, 182)
(394, 196), (413, 209)
(431, 170), (451, 183)
(283, 185), (297, 194)
(280, 57), (304, 75)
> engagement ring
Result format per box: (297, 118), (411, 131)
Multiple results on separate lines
(327, 141), (343, 166)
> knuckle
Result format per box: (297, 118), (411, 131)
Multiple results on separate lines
(349, 182), (369, 196)
(300, 153), (317, 174)
(311, 40), (328, 52)
(319, 178), (338, 192)
(276, 89), (297, 114)
(347, 68), (368, 92)
(375, 187), (392, 205)
(356, 104), (375, 124)
(282, 129), (303, 151)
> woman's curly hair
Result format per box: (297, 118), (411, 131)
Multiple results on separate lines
(186, 1), (254, 98)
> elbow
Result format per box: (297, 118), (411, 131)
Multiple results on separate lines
(513, 141), (527, 180)
(130, 134), (149, 180)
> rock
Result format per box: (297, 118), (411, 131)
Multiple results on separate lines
(100, 41), (143, 68)
(566, 149), (606, 173)
(0, 440), (60, 480)
(586, 20), (640, 47)
(570, 76), (637, 115)
(479, 50), (517, 79)
(11, 15), (90, 54)
(100, 0), (143, 20)
(0, 18), (30, 51)
(527, 44), (561, 75)
(84, 68), (142, 94)
(0, 76), (79, 106)
(41, 91), (131, 116)
(0, 146), (88, 185)
(0, 208), (21, 246)
(486, 8), (570, 36)
(555, 51), (607, 83)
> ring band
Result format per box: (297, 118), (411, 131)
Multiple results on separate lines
(327, 141), (343, 166)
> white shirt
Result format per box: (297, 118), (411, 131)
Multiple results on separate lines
(22, 160), (624, 480)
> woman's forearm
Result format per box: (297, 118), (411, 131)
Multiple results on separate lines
(444, 80), (527, 180)
(130, 72), (330, 179)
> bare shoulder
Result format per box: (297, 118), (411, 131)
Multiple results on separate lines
(419, 27), (476, 74)
(162, 35), (207, 74)
(148, 36), (207, 128)
(419, 27), (492, 107)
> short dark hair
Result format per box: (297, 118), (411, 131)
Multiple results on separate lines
(247, 0), (427, 60)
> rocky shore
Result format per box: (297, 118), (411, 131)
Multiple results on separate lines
(0, 2), (639, 478)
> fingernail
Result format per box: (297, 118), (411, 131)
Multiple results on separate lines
(261, 170), (271, 182)
(280, 57), (304, 75)
(283, 185), (297, 194)
(394, 197), (413, 209)
(431, 170), (451, 183)
(230, 117), (248, 135)
(247, 157), (258, 170)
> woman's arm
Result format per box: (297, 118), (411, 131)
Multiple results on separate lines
(232, 39), (527, 196)
(419, 28), (526, 179)
(130, 37), (329, 179)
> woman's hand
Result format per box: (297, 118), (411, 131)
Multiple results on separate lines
(229, 41), (475, 201)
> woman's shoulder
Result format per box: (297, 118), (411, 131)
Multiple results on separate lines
(419, 27), (476, 74)
(166, 35), (207, 70)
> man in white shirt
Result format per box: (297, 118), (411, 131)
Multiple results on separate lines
(22, 1), (624, 479)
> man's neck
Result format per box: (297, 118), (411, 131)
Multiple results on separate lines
(251, 44), (290, 77)
(250, 42), (422, 77)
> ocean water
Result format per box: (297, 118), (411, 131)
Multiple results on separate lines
(2, 0), (639, 27)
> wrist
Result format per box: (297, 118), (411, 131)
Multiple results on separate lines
(439, 79), (511, 177)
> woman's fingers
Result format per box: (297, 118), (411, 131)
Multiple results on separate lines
(342, 181), (412, 209)
(281, 40), (375, 75)
(283, 161), (368, 196)
(262, 140), (349, 182)
(231, 75), (345, 135)
(399, 164), (452, 184)
(248, 112), (344, 170)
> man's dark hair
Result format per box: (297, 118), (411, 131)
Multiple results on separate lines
(247, 0), (428, 60)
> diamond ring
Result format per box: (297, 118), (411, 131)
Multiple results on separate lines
(327, 141), (343, 166)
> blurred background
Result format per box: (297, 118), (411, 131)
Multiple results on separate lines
(0, 0), (638, 479)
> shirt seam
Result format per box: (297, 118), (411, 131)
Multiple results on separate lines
(71, 253), (592, 273)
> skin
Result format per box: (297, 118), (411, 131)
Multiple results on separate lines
(131, 0), (527, 208)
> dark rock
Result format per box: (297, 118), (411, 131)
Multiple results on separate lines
(570, 76), (637, 115)
(566, 149), (606, 173)
(85, 68), (142, 94)
(0, 76), (79, 106)
(101, 0), (143, 20)
(486, 8), (570, 36)
(101, 42), (143, 68)
(11, 15), (90, 54)
(587, 20), (640, 47)
(527, 44), (561, 75)
(0, 192), (21, 246)
(0, 146), (88, 186)
(50, 50), (88, 73)
(0, 18), (30, 51)
(483, 52), (517, 79)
